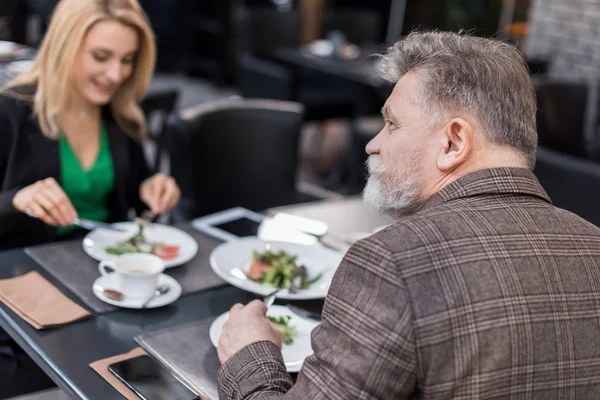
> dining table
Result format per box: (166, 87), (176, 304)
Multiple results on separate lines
(0, 196), (393, 399)
(272, 45), (389, 92)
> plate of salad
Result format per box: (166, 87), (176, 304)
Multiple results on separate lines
(82, 222), (198, 268)
(209, 304), (319, 372)
(209, 237), (343, 299)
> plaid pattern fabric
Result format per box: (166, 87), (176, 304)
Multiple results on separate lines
(218, 168), (600, 399)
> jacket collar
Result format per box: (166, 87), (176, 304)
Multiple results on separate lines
(420, 167), (551, 211)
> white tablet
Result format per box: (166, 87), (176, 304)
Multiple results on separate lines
(190, 207), (265, 242)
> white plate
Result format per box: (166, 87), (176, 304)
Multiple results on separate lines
(0, 41), (26, 61)
(5, 60), (34, 76)
(209, 237), (343, 300)
(209, 305), (319, 372)
(83, 222), (198, 268)
(0, 41), (15, 56)
(92, 273), (182, 309)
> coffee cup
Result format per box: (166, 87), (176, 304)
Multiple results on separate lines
(98, 253), (165, 298)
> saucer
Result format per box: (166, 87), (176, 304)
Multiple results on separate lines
(92, 273), (182, 309)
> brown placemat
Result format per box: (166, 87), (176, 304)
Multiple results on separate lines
(25, 223), (226, 314)
(135, 318), (220, 400)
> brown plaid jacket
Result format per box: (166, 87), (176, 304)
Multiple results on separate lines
(218, 168), (600, 399)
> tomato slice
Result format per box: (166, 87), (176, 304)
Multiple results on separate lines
(248, 261), (272, 280)
(152, 244), (180, 260)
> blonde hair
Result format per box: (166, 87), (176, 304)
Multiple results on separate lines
(3, 0), (156, 140)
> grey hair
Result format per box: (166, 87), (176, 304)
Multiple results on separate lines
(378, 31), (537, 169)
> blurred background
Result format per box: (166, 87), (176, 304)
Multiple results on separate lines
(1, 0), (600, 236)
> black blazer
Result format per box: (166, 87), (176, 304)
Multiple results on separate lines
(0, 91), (150, 250)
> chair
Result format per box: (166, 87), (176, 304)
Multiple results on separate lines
(0, 0), (27, 43)
(140, 89), (179, 173)
(534, 146), (600, 227)
(172, 99), (306, 218)
(237, 7), (300, 59)
(534, 79), (599, 159)
(237, 53), (294, 101)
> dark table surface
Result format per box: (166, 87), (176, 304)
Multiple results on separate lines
(272, 45), (388, 90)
(0, 198), (387, 399)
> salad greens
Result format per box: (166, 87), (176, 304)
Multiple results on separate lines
(247, 249), (322, 290)
(268, 315), (296, 345)
(104, 223), (180, 260)
(104, 223), (152, 255)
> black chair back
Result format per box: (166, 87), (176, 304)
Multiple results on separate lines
(535, 146), (600, 227)
(0, 0), (27, 43)
(238, 8), (301, 58)
(237, 53), (293, 101)
(141, 89), (179, 172)
(175, 99), (305, 218)
(535, 79), (593, 158)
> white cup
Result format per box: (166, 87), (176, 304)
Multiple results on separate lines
(98, 253), (165, 298)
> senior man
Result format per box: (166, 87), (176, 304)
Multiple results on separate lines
(217, 31), (600, 399)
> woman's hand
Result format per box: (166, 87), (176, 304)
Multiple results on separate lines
(139, 173), (181, 214)
(12, 178), (78, 227)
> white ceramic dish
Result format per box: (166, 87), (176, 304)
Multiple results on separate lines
(209, 237), (343, 300)
(83, 222), (198, 268)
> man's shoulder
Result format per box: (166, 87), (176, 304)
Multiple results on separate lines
(365, 206), (458, 257)
(365, 195), (600, 264)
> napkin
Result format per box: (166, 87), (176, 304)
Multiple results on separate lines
(90, 348), (148, 400)
(0, 271), (91, 329)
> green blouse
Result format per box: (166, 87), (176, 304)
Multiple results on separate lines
(57, 123), (115, 235)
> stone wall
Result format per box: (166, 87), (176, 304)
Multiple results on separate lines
(526, 0), (600, 79)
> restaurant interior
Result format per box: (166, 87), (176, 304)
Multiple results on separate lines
(1, 0), (599, 398)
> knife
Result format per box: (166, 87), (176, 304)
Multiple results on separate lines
(24, 208), (126, 233)
(287, 304), (322, 321)
(73, 218), (127, 232)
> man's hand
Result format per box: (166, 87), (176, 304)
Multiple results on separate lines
(217, 300), (282, 364)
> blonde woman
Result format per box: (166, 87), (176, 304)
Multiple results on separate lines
(0, 0), (180, 249)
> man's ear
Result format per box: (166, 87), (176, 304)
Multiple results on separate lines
(436, 118), (474, 172)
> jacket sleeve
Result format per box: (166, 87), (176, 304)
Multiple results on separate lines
(0, 98), (27, 235)
(217, 237), (419, 399)
(127, 137), (152, 215)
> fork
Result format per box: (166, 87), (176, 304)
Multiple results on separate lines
(136, 210), (157, 227)
(263, 289), (281, 308)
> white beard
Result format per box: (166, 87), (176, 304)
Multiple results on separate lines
(363, 154), (422, 218)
